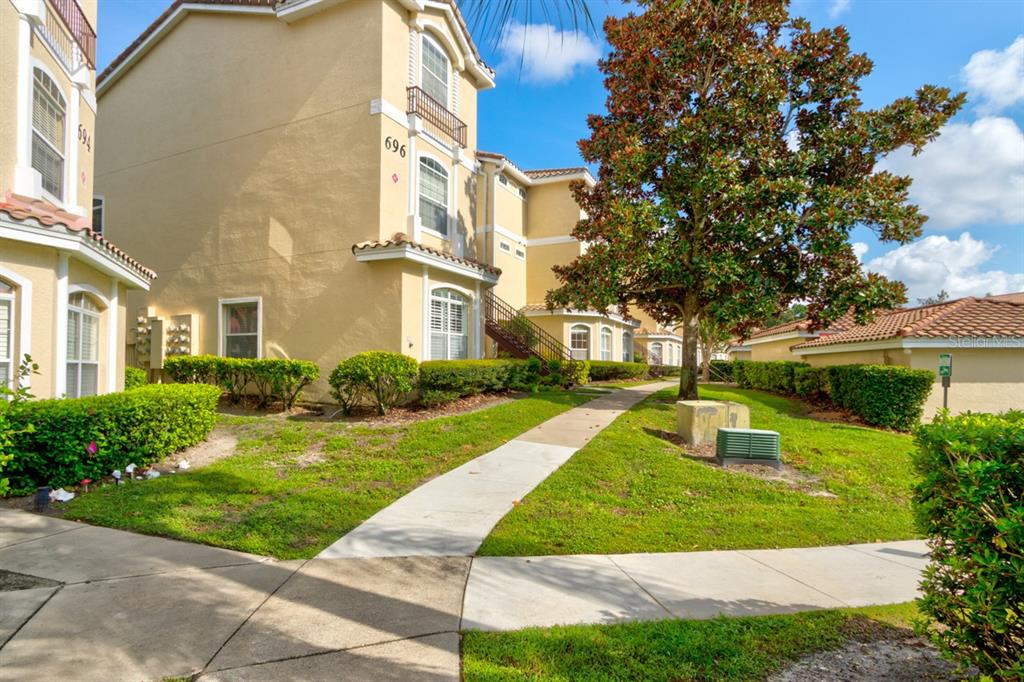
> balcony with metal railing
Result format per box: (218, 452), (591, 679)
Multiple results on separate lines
(35, 0), (96, 73)
(407, 85), (467, 149)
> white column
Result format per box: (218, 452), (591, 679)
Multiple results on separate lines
(420, 265), (430, 361)
(13, 12), (34, 194)
(106, 278), (119, 393)
(54, 253), (69, 396)
(451, 161), (461, 255)
(473, 281), (481, 359)
(409, 134), (419, 241)
(66, 85), (81, 210)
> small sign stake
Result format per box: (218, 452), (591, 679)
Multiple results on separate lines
(939, 353), (953, 409)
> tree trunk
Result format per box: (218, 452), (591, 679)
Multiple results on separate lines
(701, 347), (711, 383)
(678, 296), (700, 400)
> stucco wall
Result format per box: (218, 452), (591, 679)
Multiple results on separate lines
(745, 335), (808, 362)
(525, 241), (579, 305)
(0, 2), (19, 196)
(910, 347), (1024, 419)
(797, 348), (910, 367)
(525, 181), (582, 239)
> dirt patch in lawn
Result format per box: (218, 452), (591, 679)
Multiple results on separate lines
(283, 391), (522, 426)
(153, 430), (240, 473)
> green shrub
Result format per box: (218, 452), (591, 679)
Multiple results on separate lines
(827, 364), (934, 430)
(419, 389), (462, 407)
(913, 411), (1024, 678)
(4, 384), (221, 494)
(419, 358), (542, 401)
(124, 366), (147, 390)
(793, 365), (829, 402)
(163, 355), (318, 409)
(735, 360), (806, 394)
(328, 351), (417, 415)
(0, 403), (11, 497)
(709, 359), (734, 382)
(586, 361), (648, 382)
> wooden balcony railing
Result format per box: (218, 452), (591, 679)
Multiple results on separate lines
(407, 86), (467, 149)
(46, 0), (95, 69)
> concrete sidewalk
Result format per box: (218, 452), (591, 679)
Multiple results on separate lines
(318, 382), (675, 558)
(461, 540), (929, 631)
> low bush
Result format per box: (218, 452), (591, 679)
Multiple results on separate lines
(708, 359), (734, 382)
(4, 384), (220, 494)
(124, 366), (147, 390)
(329, 351), (418, 415)
(0, 403), (12, 497)
(587, 361), (648, 382)
(793, 365), (829, 402)
(913, 411), (1024, 678)
(419, 358), (541, 400)
(164, 355), (319, 409)
(734, 360), (806, 394)
(826, 364), (934, 430)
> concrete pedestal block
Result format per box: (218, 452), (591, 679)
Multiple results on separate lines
(676, 400), (750, 445)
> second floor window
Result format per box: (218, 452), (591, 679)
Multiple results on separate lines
(419, 157), (448, 235)
(32, 68), (66, 200)
(92, 197), (104, 234)
(421, 35), (449, 107)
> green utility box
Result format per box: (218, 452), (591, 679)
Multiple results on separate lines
(716, 428), (782, 469)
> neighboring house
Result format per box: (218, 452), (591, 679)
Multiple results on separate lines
(792, 294), (1024, 418)
(728, 314), (854, 362)
(93, 0), (632, 397)
(0, 0), (154, 398)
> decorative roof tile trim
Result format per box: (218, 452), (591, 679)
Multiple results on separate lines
(0, 193), (157, 281)
(524, 167), (591, 179)
(352, 234), (501, 275)
(746, 310), (856, 341)
(791, 295), (1024, 349)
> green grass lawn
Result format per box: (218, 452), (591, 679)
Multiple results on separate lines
(478, 386), (920, 556)
(462, 602), (920, 682)
(66, 391), (591, 559)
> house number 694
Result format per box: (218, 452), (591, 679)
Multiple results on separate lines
(78, 124), (91, 152)
(384, 136), (406, 157)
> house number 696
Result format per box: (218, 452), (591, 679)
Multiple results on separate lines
(384, 136), (406, 157)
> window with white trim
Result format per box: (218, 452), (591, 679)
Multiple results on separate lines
(514, 247), (525, 260)
(650, 342), (663, 365)
(222, 300), (259, 358)
(66, 292), (100, 398)
(499, 240), (511, 253)
(92, 196), (104, 234)
(421, 34), (450, 107)
(622, 331), (633, 362)
(570, 324), (590, 361)
(32, 68), (66, 199)
(0, 281), (14, 391)
(430, 288), (467, 360)
(600, 327), (612, 361)
(419, 156), (449, 235)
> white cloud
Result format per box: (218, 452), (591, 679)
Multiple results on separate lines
(961, 36), (1024, 114)
(829, 0), (852, 19)
(852, 242), (869, 261)
(865, 232), (1024, 301)
(498, 22), (600, 84)
(878, 117), (1024, 230)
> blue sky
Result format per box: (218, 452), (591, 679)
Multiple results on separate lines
(96, 0), (1023, 302)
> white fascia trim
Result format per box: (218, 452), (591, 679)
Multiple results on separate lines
(523, 307), (636, 326)
(499, 162), (533, 187)
(370, 98), (408, 127)
(527, 171), (596, 188)
(421, 0), (495, 89)
(745, 330), (816, 345)
(792, 339), (903, 355)
(728, 344), (752, 352)
(0, 219), (151, 290)
(526, 235), (578, 247)
(477, 224), (526, 247)
(795, 336), (1024, 355)
(636, 332), (682, 341)
(354, 244), (498, 285)
(97, 4), (276, 96)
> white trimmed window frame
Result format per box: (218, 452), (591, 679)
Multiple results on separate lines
(218, 297), (262, 359)
(65, 288), (105, 398)
(622, 331), (633, 362)
(417, 153), (450, 239)
(30, 64), (68, 204)
(429, 286), (469, 360)
(420, 32), (451, 109)
(570, 324), (590, 361)
(0, 281), (14, 392)
(600, 326), (613, 361)
(92, 195), (104, 234)
(0, 267), (32, 395)
(650, 342), (664, 365)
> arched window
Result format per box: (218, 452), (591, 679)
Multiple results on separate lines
(650, 342), (663, 365)
(600, 327), (612, 361)
(421, 34), (450, 107)
(570, 324), (590, 361)
(32, 68), (66, 199)
(419, 156), (449, 235)
(67, 291), (101, 398)
(430, 288), (467, 360)
(622, 331), (633, 362)
(0, 280), (14, 390)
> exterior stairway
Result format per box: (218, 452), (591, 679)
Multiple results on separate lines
(483, 291), (576, 368)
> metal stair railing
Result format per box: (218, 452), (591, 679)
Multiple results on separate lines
(483, 291), (574, 365)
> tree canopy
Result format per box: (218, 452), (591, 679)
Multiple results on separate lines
(547, 0), (964, 398)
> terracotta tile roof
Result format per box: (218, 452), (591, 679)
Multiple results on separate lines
(747, 311), (856, 341)
(524, 167), (591, 180)
(98, 0), (491, 86)
(792, 295), (1024, 349)
(0, 193), (156, 281)
(352, 234), (500, 276)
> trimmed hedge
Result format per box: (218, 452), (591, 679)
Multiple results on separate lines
(826, 364), (934, 431)
(544, 359), (589, 387)
(164, 355), (319, 409)
(419, 358), (542, 403)
(587, 361), (648, 382)
(124, 366), (147, 390)
(4, 384), (221, 494)
(328, 351), (418, 415)
(913, 411), (1024, 678)
(708, 359), (734, 382)
(0, 403), (11, 496)
(734, 360), (934, 431)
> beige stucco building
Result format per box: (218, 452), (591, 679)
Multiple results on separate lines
(93, 0), (635, 398)
(1, 0), (153, 398)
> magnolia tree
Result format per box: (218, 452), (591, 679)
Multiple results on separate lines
(547, 0), (963, 399)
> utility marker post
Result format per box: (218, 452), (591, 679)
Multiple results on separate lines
(938, 353), (953, 410)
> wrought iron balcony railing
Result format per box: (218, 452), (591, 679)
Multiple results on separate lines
(407, 86), (467, 149)
(42, 0), (95, 70)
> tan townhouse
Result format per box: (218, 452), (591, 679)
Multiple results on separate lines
(1, 0), (153, 398)
(93, 0), (636, 398)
